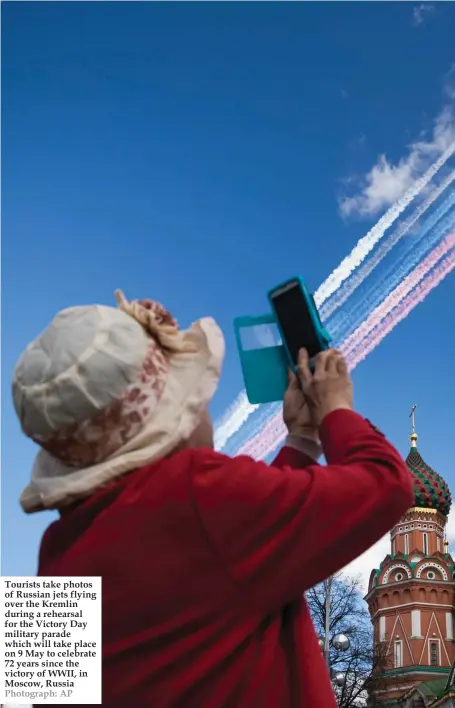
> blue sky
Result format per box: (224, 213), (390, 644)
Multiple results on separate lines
(2, 1), (455, 581)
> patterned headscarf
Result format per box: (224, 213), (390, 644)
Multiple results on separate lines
(13, 291), (225, 512)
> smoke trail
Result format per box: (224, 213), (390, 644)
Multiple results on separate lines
(313, 142), (455, 306)
(233, 199), (454, 454)
(342, 233), (455, 356)
(223, 214), (454, 456)
(328, 201), (455, 342)
(221, 402), (281, 456)
(320, 170), (455, 320)
(224, 208), (454, 454)
(215, 143), (455, 450)
(348, 245), (455, 370)
(214, 392), (259, 450)
(237, 237), (455, 460)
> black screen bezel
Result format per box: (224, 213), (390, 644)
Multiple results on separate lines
(270, 282), (322, 364)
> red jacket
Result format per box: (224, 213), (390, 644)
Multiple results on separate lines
(38, 410), (414, 707)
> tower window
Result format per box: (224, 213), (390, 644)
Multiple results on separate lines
(423, 533), (429, 555)
(430, 642), (439, 666)
(394, 640), (403, 668)
(404, 534), (409, 555)
(427, 571), (436, 580)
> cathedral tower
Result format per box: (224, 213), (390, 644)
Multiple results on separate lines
(366, 408), (454, 705)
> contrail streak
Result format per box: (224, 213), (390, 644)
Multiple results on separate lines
(237, 237), (455, 460)
(342, 232), (455, 356)
(313, 142), (455, 306)
(214, 143), (455, 449)
(222, 211), (454, 452)
(347, 245), (455, 370)
(320, 170), (455, 320)
(327, 198), (455, 341)
(221, 209), (454, 454)
(214, 393), (259, 450)
(220, 402), (280, 456)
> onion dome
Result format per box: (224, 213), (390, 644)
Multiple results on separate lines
(406, 434), (451, 516)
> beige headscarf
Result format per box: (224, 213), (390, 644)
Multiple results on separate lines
(13, 291), (225, 513)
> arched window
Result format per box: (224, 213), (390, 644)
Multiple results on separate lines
(404, 534), (409, 555)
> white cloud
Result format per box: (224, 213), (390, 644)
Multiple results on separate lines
(412, 3), (435, 26)
(339, 106), (455, 218)
(342, 509), (455, 597)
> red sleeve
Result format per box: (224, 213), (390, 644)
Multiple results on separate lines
(191, 410), (414, 613)
(272, 445), (321, 470)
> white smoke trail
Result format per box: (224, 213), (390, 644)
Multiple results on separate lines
(220, 402), (281, 456)
(215, 143), (455, 450)
(237, 236), (455, 460)
(313, 142), (455, 306)
(320, 170), (455, 320)
(328, 201), (455, 343)
(214, 392), (259, 450)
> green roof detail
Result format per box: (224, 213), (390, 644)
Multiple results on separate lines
(406, 447), (451, 516)
(417, 678), (447, 698)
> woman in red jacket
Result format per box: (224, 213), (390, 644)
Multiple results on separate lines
(13, 290), (414, 708)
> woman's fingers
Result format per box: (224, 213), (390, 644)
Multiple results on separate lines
(297, 348), (312, 385)
(287, 368), (299, 389)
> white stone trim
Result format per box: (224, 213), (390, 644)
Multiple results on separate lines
(411, 609), (422, 638)
(382, 563), (412, 584)
(446, 612), (453, 641)
(387, 614), (415, 665)
(379, 615), (386, 641)
(415, 562), (448, 581)
(418, 612), (451, 666)
(394, 639), (403, 668)
(370, 601), (453, 621)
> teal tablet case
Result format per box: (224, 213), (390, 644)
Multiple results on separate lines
(234, 277), (331, 404)
(234, 314), (289, 404)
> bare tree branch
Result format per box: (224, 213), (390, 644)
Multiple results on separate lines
(306, 574), (391, 707)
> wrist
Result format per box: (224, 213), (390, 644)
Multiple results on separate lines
(286, 425), (320, 443)
(285, 434), (323, 461)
